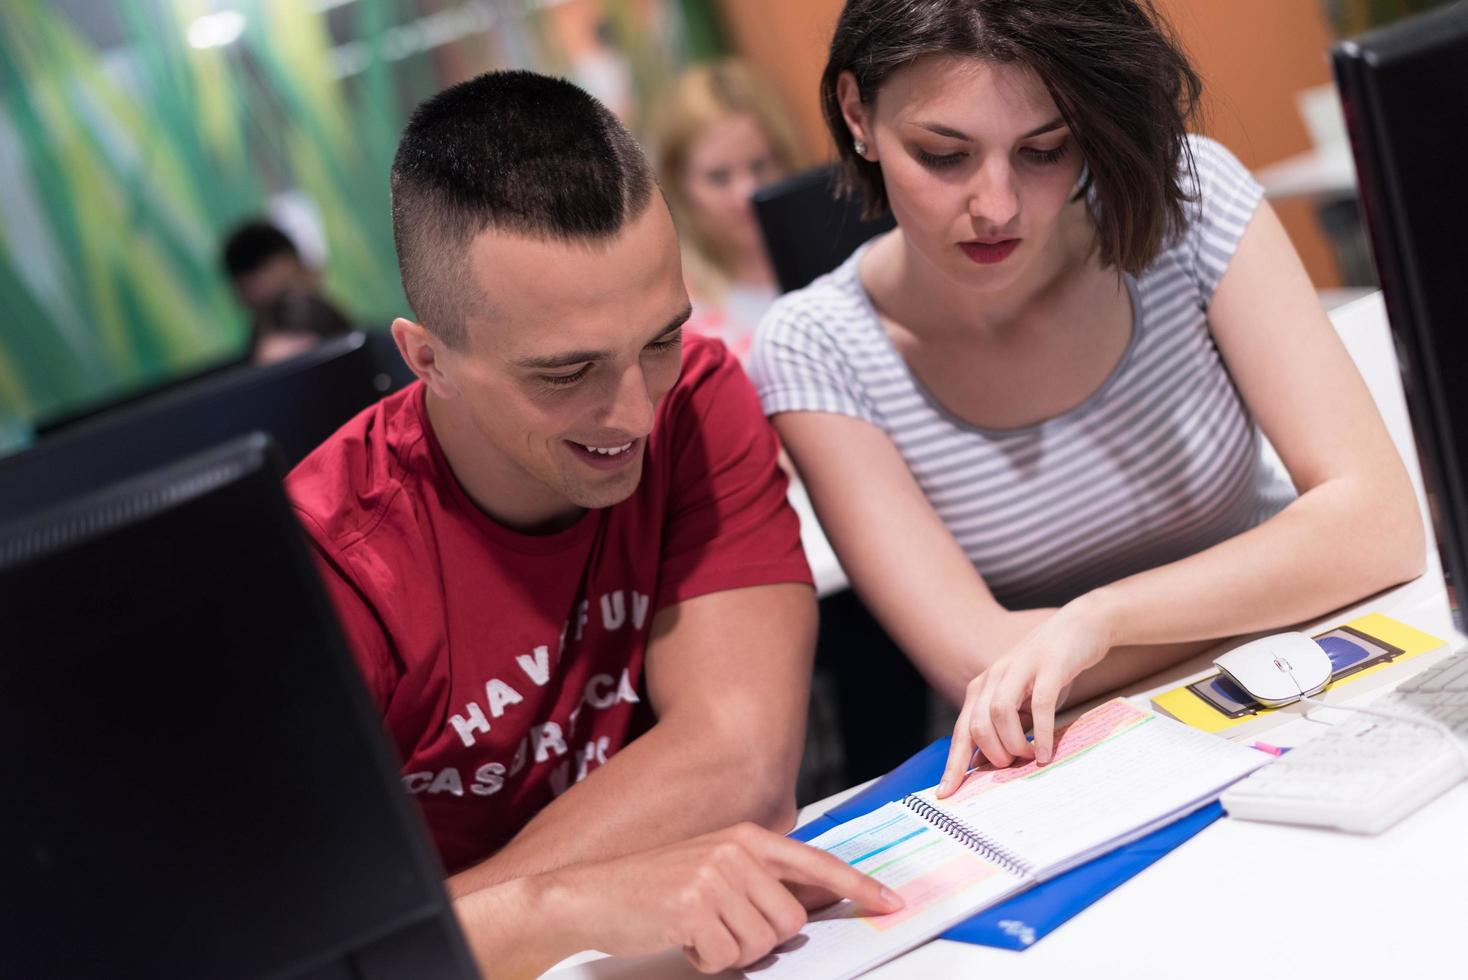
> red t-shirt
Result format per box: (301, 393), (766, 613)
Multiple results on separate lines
(287, 336), (811, 873)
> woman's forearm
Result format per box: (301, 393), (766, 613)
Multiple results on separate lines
(1075, 476), (1425, 652)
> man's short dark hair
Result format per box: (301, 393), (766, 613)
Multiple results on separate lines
(221, 220), (299, 279)
(390, 70), (656, 347)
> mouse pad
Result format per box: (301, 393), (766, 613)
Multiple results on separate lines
(1186, 625), (1402, 718)
(1151, 612), (1448, 735)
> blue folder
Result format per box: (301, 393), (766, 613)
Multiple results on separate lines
(789, 736), (1223, 950)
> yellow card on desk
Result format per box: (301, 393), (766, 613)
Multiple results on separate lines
(1151, 613), (1446, 735)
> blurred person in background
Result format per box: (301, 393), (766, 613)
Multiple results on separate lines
(222, 220), (318, 316)
(653, 59), (802, 363)
(221, 219), (355, 365)
(248, 287), (355, 365)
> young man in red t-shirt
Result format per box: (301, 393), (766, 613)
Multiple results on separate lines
(287, 71), (898, 974)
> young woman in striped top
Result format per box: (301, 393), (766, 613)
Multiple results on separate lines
(749, 0), (1424, 792)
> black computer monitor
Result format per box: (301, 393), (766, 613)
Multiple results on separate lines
(752, 164), (896, 293)
(362, 326), (420, 394)
(33, 349), (250, 439)
(0, 331), (382, 521)
(1333, 2), (1468, 627)
(0, 435), (476, 979)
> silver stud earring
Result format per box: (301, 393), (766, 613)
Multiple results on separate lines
(853, 138), (867, 157)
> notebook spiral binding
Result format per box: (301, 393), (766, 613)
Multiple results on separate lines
(901, 794), (1036, 879)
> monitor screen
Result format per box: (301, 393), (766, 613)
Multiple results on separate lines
(1333, 2), (1468, 626)
(752, 165), (896, 293)
(33, 349), (249, 439)
(0, 435), (476, 979)
(0, 331), (383, 522)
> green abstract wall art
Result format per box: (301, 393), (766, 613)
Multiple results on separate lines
(0, 0), (708, 447)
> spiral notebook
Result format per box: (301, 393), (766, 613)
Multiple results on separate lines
(747, 699), (1268, 980)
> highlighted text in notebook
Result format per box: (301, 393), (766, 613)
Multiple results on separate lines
(942, 699), (1153, 806)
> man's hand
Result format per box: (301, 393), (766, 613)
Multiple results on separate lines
(458, 822), (903, 976)
(560, 822), (903, 973)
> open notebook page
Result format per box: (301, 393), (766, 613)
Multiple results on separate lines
(745, 700), (1268, 979)
(916, 699), (1269, 875)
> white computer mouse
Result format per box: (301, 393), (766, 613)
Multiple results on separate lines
(1213, 631), (1333, 707)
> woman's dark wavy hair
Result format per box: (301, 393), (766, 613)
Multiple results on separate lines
(820, 0), (1203, 275)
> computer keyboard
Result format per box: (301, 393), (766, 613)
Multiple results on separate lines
(1221, 651), (1468, 834)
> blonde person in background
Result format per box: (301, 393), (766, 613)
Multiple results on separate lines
(653, 59), (803, 364)
(750, 0), (1424, 794)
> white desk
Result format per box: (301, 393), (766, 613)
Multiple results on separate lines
(548, 294), (1468, 978)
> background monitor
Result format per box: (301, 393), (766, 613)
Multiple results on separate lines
(0, 331), (382, 521)
(34, 329), (417, 442)
(1333, 2), (1468, 627)
(363, 326), (420, 394)
(752, 164), (896, 294)
(33, 349), (250, 439)
(0, 434), (477, 979)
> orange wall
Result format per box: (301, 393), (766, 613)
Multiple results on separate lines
(1153, 0), (1341, 285)
(715, 0), (842, 165)
(718, 0), (1343, 285)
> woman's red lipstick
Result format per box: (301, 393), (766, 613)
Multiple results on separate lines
(960, 239), (1020, 264)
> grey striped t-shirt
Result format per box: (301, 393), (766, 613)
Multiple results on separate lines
(750, 136), (1296, 610)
